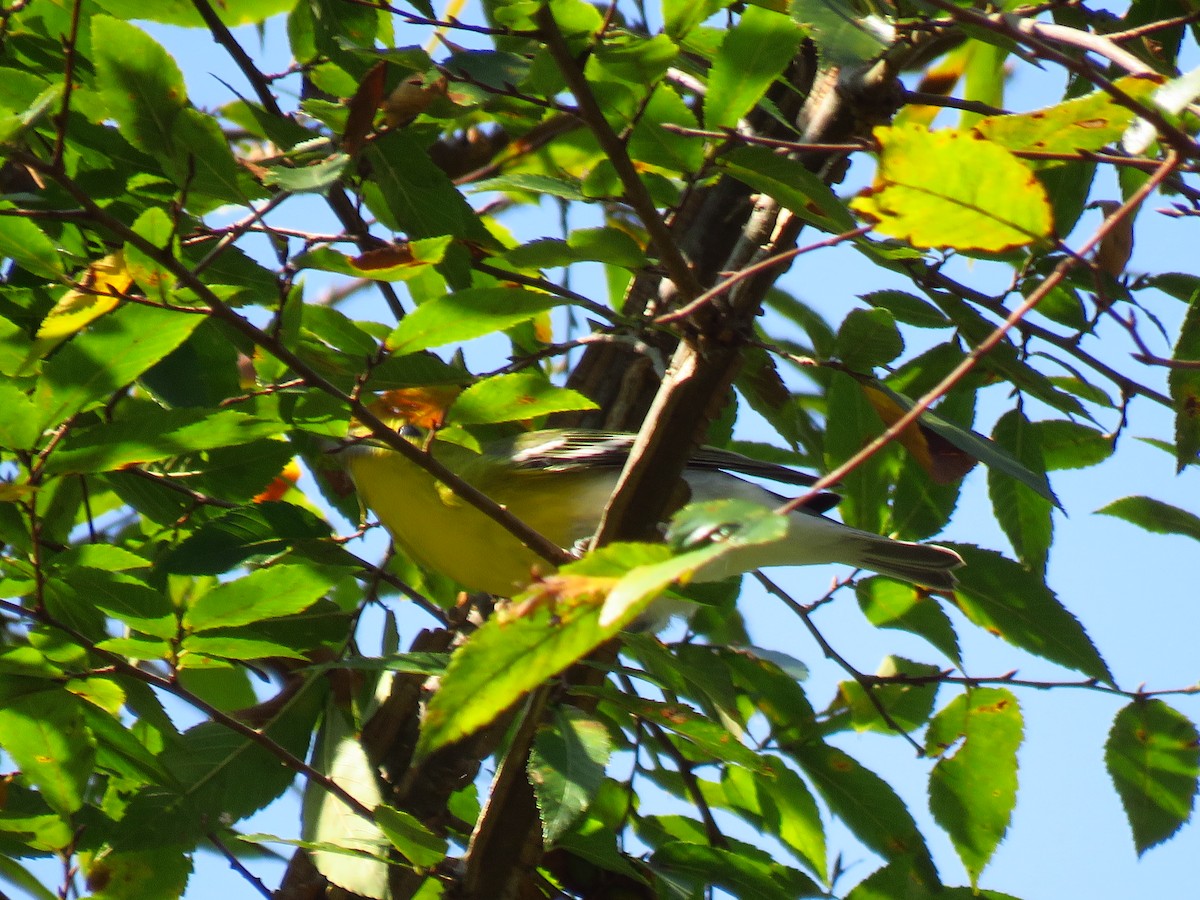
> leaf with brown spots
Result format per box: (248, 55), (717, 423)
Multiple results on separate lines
(927, 688), (1024, 885)
(975, 76), (1162, 158)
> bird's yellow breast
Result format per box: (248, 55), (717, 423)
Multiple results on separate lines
(345, 446), (619, 596)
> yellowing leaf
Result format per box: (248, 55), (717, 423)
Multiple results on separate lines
(975, 76), (1162, 157)
(366, 386), (464, 431)
(851, 125), (1053, 252)
(24, 253), (134, 371)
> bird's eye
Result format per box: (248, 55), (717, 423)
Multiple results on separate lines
(399, 424), (422, 439)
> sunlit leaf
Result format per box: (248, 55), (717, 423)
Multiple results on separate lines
(706, 5), (804, 130)
(852, 125), (1053, 252)
(927, 688), (1023, 884)
(386, 287), (563, 354)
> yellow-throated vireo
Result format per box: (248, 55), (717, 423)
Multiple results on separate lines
(340, 424), (963, 601)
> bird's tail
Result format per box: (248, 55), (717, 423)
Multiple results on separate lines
(850, 534), (963, 591)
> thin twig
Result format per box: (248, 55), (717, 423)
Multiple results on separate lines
(902, 89), (1009, 117)
(911, 266), (1172, 407)
(207, 831), (273, 900)
(51, 0), (84, 169)
(189, 0), (283, 117)
(655, 226), (871, 325)
(617, 672), (727, 848)
(754, 573), (926, 755)
(534, 3), (703, 302)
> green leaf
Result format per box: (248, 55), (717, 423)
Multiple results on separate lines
(976, 78), (1156, 155)
(649, 839), (819, 900)
(364, 130), (494, 244)
(1097, 495), (1200, 543)
(844, 857), (942, 900)
(0, 381), (42, 449)
(851, 125), (1053, 252)
(386, 287), (563, 355)
(721, 146), (857, 233)
(988, 409), (1053, 574)
(469, 173), (586, 202)
(375, 804), (448, 869)
(1035, 419), (1113, 470)
(0, 689), (95, 816)
(861, 290), (950, 329)
(835, 308), (904, 371)
(869, 381), (1062, 508)
(595, 689), (770, 773)
(1168, 294), (1200, 469)
(417, 543), (699, 757)
(1106, 699), (1200, 855)
(857, 576), (961, 664)
(628, 84), (704, 175)
(35, 303), (202, 428)
(824, 372), (891, 532)
(416, 579), (620, 758)
(705, 5), (804, 130)
(502, 227), (645, 271)
(171, 107), (248, 206)
(43, 408), (286, 475)
(82, 847), (192, 900)
(162, 502), (334, 575)
(263, 153), (351, 193)
(180, 634), (309, 662)
(789, 0), (890, 67)
(791, 742), (934, 873)
(297, 237), (454, 283)
(529, 708), (613, 845)
(449, 372), (598, 425)
(91, 17), (186, 160)
(946, 544), (1112, 684)
(58, 568), (174, 638)
(840, 656), (942, 734)
(927, 688), (1023, 885)
(0, 212), (65, 280)
(184, 562), (339, 630)
(746, 762), (826, 881)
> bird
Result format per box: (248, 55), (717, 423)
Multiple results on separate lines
(338, 424), (964, 605)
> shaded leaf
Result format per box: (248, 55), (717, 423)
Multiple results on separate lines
(791, 742), (934, 875)
(162, 502), (334, 575)
(947, 544), (1112, 684)
(1106, 699), (1200, 854)
(1168, 294), (1200, 469)
(836, 308), (903, 371)
(375, 804), (448, 869)
(857, 576), (961, 664)
(529, 708), (613, 845)
(839, 656), (942, 734)
(988, 409), (1053, 574)
(1097, 495), (1200, 543)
